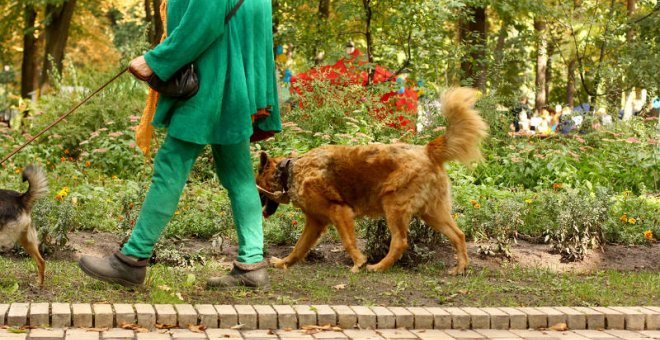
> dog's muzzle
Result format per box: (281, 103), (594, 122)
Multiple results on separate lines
(257, 185), (288, 218)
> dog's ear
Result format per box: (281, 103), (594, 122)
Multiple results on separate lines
(259, 151), (269, 173)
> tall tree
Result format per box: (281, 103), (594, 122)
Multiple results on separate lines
(458, 5), (488, 90)
(534, 17), (547, 110)
(145, 0), (163, 47)
(312, 0), (331, 65)
(21, 4), (38, 98)
(40, 0), (77, 87)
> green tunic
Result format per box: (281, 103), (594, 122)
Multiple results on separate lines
(144, 0), (281, 145)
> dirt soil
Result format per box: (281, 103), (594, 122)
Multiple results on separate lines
(65, 231), (659, 273)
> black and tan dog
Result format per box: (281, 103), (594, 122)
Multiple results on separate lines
(0, 164), (48, 285)
(257, 87), (488, 274)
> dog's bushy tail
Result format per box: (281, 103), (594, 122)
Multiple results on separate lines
(426, 87), (488, 166)
(21, 164), (48, 209)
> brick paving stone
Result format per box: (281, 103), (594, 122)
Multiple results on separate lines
(113, 304), (136, 327)
(509, 329), (566, 339)
(639, 307), (659, 330)
(135, 304), (157, 330)
(135, 332), (171, 340)
(36, 312), (57, 336)
(7, 303), (28, 327)
(474, 330), (520, 338)
(194, 305), (218, 328)
(406, 307), (433, 330)
(424, 308), (451, 330)
(331, 306), (356, 330)
(154, 305), (178, 328)
(235, 305), (257, 330)
(64, 329), (101, 340)
(553, 307), (586, 330)
(410, 329), (455, 340)
(370, 307), (395, 330)
(0, 304), (9, 325)
(205, 329), (242, 339)
(29, 303), (49, 327)
(312, 305), (337, 327)
(174, 305), (199, 328)
(252, 305), (277, 330)
(170, 329), (207, 339)
(342, 329), (384, 339)
(274, 329), (314, 339)
(0, 329), (28, 340)
(376, 328), (418, 339)
(639, 330), (660, 338)
(273, 305), (298, 330)
(28, 328), (65, 340)
(312, 330), (348, 339)
(445, 308), (471, 330)
(518, 307), (547, 329)
(590, 307), (624, 330)
(101, 328), (135, 340)
(461, 308), (489, 330)
(497, 308), (527, 330)
(602, 329), (649, 339)
(72, 303), (94, 328)
(535, 308), (567, 329)
(573, 308), (605, 330)
(571, 330), (618, 339)
(214, 305), (238, 329)
(294, 306), (318, 328)
(349, 306), (376, 330)
(94, 304), (115, 329)
(388, 307), (413, 330)
(480, 308), (509, 330)
(241, 329), (277, 338)
(609, 307), (645, 331)
(443, 329), (485, 339)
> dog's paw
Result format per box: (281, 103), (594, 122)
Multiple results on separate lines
(448, 266), (467, 276)
(269, 256), (288, 269)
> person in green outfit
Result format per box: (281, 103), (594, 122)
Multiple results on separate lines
(78, 0), (281, 289)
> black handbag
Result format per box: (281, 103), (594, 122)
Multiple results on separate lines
(143, 0), (245, 99)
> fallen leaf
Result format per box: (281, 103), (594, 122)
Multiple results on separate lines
(332, 284), (347, 290)
(457, 289), (469, 295)
(157, 285), (171, 291)
(187, 324), (207, 333)
(155, 323), (177, 329)
(119, 322), (149, 333)
(230, 324), (244, 330)
(550, 322), (568, 331)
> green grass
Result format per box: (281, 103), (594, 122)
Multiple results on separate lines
(1, 256), (657, 306)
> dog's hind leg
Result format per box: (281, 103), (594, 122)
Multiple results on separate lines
(366, 203), (411, 273)
(421, 204), (468, 275)
(329, 205), (367, 273)
(20, 224), (45, 286)
(271, 215), (327, 269)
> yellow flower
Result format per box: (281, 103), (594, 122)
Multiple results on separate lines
(628, 217), (636, 224)
(55, 194), (63, 201)
(15, 168), (21, 174)
(525, 199), (533, 204)
(619, 214), (628, 222)
(643, 230), (653, 240)
(452, 213), (459, 220)
(112, 175), (118, 180)
(473, 203), (481, 209)
(623, 190), (632, 197)
(470, 199), (478, 205)
(175, 210), (180, 216)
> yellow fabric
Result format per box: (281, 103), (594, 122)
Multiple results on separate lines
(136, 0), (168, 157)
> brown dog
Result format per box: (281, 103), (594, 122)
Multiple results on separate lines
(257, 88), (488, 274)
(0, 164), (48, 285)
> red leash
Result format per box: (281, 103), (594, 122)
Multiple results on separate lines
(0, 67), (128, 166)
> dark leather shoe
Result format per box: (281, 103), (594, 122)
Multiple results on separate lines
(207, 260), (269, 289)
(79, 251), (147, 287)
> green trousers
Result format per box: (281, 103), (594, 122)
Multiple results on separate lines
(121, 135), (264, 264)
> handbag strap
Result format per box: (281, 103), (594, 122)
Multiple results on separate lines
(225, 0), (245, 24)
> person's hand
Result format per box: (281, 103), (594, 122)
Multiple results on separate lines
(128, 56), (154, 81)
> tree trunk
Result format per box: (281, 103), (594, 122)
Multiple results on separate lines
(145, 0), (164, 46)
(458, 6), (488, 91)
(534, 18), (547, 110)
(545, 42), (554, 105)
(567, 58), (576, 107)
(626, 0), (635, 42)
(491, 23), (507, 89)
(40, 0), (77, 87)
(21, 4), (38, 99)
(312, 0), (331, 65)
(362, 0), (374, 85)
